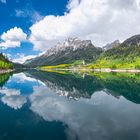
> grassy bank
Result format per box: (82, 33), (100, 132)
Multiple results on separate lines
(40, 57), (140, 70)
(87, 57), (140, 69)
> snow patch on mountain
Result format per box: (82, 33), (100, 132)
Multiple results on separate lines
(43, 38), (92, 57)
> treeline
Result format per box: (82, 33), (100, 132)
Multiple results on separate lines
(0, 72), (12, 87)
(0, 53), (13, 69)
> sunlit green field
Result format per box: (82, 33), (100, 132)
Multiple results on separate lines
(40, 57), (140, 70)
(88, 57), (140, 69)
(0, 60), (13, 69)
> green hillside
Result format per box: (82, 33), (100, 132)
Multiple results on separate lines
(24, 39), (103, 68)
(88, 35), (140, 69)
(26, 34), (140, 70)
(0, 53), (13, 69)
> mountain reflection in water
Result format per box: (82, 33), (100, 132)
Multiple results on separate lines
(0, 70), (140, 140)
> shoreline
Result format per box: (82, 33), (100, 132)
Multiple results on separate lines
(0, 69), (13, 74)
(93, 68), (140, 73)
(40, 68), (140, 73)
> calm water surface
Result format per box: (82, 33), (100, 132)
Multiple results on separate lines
(0, 70), (140, 140)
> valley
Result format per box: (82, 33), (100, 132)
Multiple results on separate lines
(25, 35), (140, 71)
(1, 34), (140, 72)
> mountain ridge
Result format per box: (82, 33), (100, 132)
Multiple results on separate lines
(90, 34), (140, 69)
(103, 40), (120, 50)
(24, 34), (140, 69)
(24, 38), (102, 67)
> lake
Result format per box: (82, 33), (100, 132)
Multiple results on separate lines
(0, 70), (140, 140)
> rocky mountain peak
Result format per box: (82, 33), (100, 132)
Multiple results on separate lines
(56, 37), (92, 49)
(122, 34), (140, 46)
(24, 37), (102, 67)
(103, 40), (120, 51)
(44, 38), (92, 57)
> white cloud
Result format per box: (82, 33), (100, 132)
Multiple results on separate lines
(0, 40), (20, 48)
(67, 0), (81, 10)
(0, 88), (20, 96)
(0, 27), (27, 49)
(12, 51), (45, 64)
(29, 0), (140, 51)
(13, 73), (38, 83)
(29, 88), (140, 140)
(0, 0), (6, 3)
(12, 54), (37, 64)
(1, 95), (27, 110)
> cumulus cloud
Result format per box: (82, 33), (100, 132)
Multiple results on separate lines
(13, 73), (38, 83)
(12, 53), (37, 64)
(1, 95), (27, 110)
(0, 88), (20, 96)
(29, 89), (140, 140)
(29, 0), (140, 51)
(0, 27), (27, 49)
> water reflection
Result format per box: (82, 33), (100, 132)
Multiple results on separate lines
(0, 72), (12, 87)
(1, 95), (26, 110)
(27, 70), (140, 103)
(0, 70), (140, 140)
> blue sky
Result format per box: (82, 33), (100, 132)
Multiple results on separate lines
(0, 0), (68, 63)
(0, 0), (68, 33)
(0, 0), (140, 63)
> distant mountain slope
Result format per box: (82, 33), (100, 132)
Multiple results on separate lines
(24, 34), (140, 69)
(0, 53), (13, 69)
(102, 34), (140, 58)
(91, 34), (140, 69)
(13, 63), (28, 69)
(121, 34), (140, 46)
(103, 40), (120, 51)
(24, 38), (102, 67)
